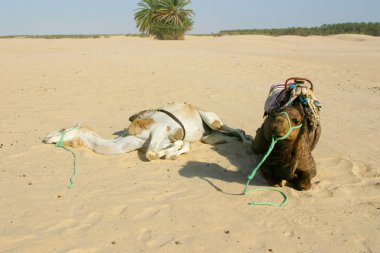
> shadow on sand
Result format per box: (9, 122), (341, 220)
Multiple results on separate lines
(113, 128), (271, 193)
(178, 141), (269, 195)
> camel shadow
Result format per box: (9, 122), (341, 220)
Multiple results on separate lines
(178, 141), (269, 195)
(112, 128), (271, 190)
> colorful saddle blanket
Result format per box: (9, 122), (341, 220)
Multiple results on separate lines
(264, 80), (322, 129)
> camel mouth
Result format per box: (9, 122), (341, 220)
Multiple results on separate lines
(272, 125), (287, 137)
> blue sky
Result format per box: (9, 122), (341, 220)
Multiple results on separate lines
(0, 0), (379, 35)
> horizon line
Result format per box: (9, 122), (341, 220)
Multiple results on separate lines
(1, 21), (378, 37)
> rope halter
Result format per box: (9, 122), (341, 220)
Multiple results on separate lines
(274, 111), (303, 141)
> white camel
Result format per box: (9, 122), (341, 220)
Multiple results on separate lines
(43, 102), (253, 160)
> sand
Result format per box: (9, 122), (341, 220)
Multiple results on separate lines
(0, 35), (379, 253)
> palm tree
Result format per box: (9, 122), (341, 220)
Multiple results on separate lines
(134, 0), (160, 35)
(134, 0), (194, 40)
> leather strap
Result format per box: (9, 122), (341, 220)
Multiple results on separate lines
(156, 109), (186, 140)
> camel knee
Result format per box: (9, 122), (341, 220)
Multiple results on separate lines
(199, 111), (224, 130)
(146, 151), (159, 161)
(290, 171), (313, 191)
(211, 120), (222, 129)
(165, 142), (190, 160)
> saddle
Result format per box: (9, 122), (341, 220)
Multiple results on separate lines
(264, 77), (321, 131)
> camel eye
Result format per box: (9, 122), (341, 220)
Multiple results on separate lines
(292, 118), (300, 124)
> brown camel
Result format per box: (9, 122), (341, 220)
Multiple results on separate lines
(252, 104), (321, 190)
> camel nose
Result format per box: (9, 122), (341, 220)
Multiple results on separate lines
(272, 115), (286, 136)
(272, 126), (285, 136)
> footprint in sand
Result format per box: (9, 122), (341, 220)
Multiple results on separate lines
(282, 230), (296, 238)
(313, 157), (380, 197)
(46, 211), (102, 236)
(351, 163), (379, 178)
(138, 229), (152, 243)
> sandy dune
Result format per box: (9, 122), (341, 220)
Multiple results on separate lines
(0, 35), (379, 252)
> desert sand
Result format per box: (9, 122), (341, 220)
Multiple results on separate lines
(0, 35), (379, 253)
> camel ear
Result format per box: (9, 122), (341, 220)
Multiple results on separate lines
(294, 103), (305, 118)
(294, 122), (311, 155)
(169, 128), (184, 141)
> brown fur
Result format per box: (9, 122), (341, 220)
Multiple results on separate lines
(252, 104), (321, 190)
(64, 138), (85, 148)
(127, 118), (155, 135)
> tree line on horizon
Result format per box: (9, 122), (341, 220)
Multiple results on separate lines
(217, 22), (380, 37)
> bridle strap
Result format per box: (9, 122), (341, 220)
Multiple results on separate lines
(274, 111), (302, 141)
(156, 109), (186, 141)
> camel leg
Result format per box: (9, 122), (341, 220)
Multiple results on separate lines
(198, 111), (253, 146)
(289, 164), (316, 191)
(165, 142), (191, 160)
(43, 124), (145, 155)
(288, 171), (312, 191)
(198, 111), (224, 130)
(156, 140), (183, 158)
(156, 140), (192, 160)
(145, 124), (171, 161)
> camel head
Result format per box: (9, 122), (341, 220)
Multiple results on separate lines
(269, 106), (303, 141)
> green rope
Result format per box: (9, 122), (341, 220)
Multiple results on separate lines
(55, 128), (79, 189)
(244, 112), (302, 206)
